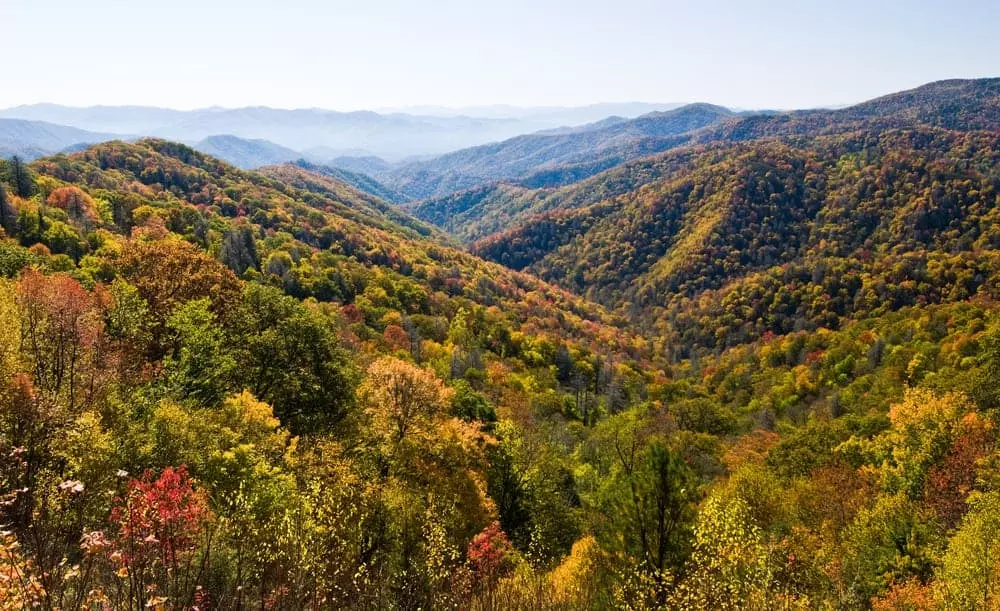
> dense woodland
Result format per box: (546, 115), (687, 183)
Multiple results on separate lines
(2, 78), (1000, 610)
(473, 128), (1000, 355)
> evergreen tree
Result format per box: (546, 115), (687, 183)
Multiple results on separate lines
(6, 156), (35, 198)
(0, 183), (16, 236)
(220, 226), (260, 275)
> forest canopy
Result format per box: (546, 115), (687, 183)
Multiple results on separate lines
(3, 76), (1000, 610)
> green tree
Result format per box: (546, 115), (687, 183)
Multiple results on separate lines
(451, 379), (495, 423)
(228, 284), (355, 433)
(163, 298), (235, 406)
(973, 320), (1000, 411)
(628, 442), (697, 585)
(0, 183), (16, 236)
(840, 493), (937, 606)
(586, 412), (697, 596)
(937, 491), (1000, 610)
(1, 156), (35, 198)
(672, 495), (775, 610)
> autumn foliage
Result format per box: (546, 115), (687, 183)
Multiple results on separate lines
(1, 81), (1000, 608)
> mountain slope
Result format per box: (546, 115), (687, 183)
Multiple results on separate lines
(291, 159), (408, 204)
(322, 154), (395, 176)
(22, 139), (648, 363)
(384, 103), (735, 199)
(692, 77), (1000, 143)
(473, 127), (1000, 356)
(193, 134), (301, 169)
(410, 77), (1000, 245)
(156, 136), (410, 202)
(0, 118), (121, 159)
(407, 145), (704, 243)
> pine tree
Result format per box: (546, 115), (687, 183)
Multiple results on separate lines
(220, 226), (260, 275)
(0, 183), (16, 236)
(8, 156), (35, 198)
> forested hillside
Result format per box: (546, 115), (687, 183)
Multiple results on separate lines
(0, 141), (679, 609)
(4, 78), (1000, 611)
(291, 158), (409, 204)
(415, 79), (1000, 608)
(409, 145), (706, 243)
(410, 78), (1000, 243)
(475, 128), (1000, 355)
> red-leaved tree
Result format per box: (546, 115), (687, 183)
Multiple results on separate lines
(103, 466), (213, 609)
(467, 521), (514, 584)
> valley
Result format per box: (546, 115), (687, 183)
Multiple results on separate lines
(2, 74), (1000, 609)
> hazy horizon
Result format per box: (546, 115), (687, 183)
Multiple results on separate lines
(4, 0), (997, 112)
(0, 85), (966, 116)
(0, 100), (687, 114)
(0, 100), (806, 115)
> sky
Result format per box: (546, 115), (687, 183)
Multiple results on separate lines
(3, 0), (998, 111)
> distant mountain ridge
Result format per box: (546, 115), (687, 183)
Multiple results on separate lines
(192, 134), (300, 169)
(0, 118), (122, 159)
(406, 77), (1000, 241)
(382, 103), (736, 199)
(0, 102), (688, 161)
(374, 101), (686, 122)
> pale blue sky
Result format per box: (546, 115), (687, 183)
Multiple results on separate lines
(3, 0), (998, 111)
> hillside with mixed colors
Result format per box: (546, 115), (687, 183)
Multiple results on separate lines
(3, 78), (1000, 610)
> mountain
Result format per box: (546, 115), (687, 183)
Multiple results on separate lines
(290, 159), (408, 204)
(0, 118), (121, 159)
(0, 103), (696, 161)
(688, 77), (1000, 143)
(404, 132), (716, 243)
(404, 183), (546, 241)
(6, 80), (1000, 610)
(377, 101), (686, 122)
(323, 154), (395, 176)
(192, 134), (301, 169)
(0, 103), (186, 134)
(534, 115), (630, 135)
(408, 78), (1000, 243)
(301, 147), (385, 163)
(472, 126), (1000, 356)
(383, 103), (736, 199)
